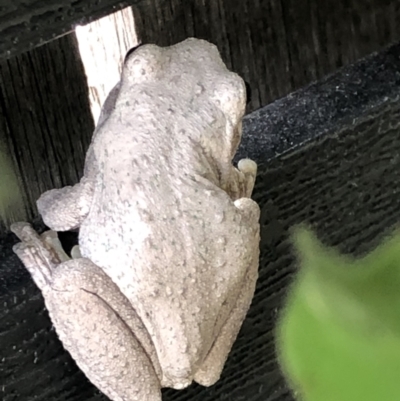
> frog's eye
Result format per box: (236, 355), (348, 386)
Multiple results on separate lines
(123, 44), (164, 84)
(124, 43), (144, 62)
(211, 73), (246, 127)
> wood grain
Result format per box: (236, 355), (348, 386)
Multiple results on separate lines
(1, 1), (400, 399)
(134, 0), (400, 111)
(2, 41), (400, 401)
(75, 7), (138, 122)
(0, 34), (94, 230)
(1, 0), (399, 228)
(0, 0), (137, 59)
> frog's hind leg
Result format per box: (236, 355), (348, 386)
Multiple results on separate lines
(194, 251), (259, 386)
(11, 223), (162, 401)
(194, 197), (260, 386)
(44, 260), (163, 401)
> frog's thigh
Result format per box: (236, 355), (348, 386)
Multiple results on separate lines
(46, 259), (162, 401)
(194, 257), (258, 386)
(194, 198), (260, 386)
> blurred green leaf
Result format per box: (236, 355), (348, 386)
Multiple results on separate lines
(276, 227), (400, 401)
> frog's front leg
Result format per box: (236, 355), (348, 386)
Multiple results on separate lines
(11, 223), (162, 401)
(37, 176), (94, 231)
(194, 197), (260, 386)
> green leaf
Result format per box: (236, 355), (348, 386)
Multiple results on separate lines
(276, 227), (400, 401)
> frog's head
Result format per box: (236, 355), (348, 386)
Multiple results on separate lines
(120, 38), (247, 163)
(122, 43), (166, 85)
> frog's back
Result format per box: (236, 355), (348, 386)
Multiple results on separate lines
(80, 171), (256, 387)
(78, 38), (253, 388)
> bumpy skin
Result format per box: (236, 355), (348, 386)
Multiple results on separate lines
(11, 38), (260, 401)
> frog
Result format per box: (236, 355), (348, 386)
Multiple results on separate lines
(11, 37), (260, 401)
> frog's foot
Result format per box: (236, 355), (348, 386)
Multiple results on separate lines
(40, 230), (72, 262)
(237, 158), (257, 198)
(11, 222), (64, 291)
(40, 229), (82, 260)
(12, 222), (162, 401)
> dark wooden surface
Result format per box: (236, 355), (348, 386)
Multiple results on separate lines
(2, 0), (400, 230)
(2, 41), (400, 401)
(1, 0), (400, 228)
(0, 0), (399, 108)
(0, 33), (95, 231)
(135, 0), (400, 111)
(0, 0), (136, 59)
(2, 1), (400, 400)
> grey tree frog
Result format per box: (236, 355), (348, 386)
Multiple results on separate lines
(12, 38), (260, 401)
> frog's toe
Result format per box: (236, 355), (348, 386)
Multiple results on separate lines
(11, 222), (39, 243)
(237, 158), (257, 176)
(71, 245), (82, 259)
(41, 230), (71, 262)
(237, 158), (257, 197)
(12, 241), (56, 291)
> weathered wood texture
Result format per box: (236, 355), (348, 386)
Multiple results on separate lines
(75, 7), (138, 122)
(134, 0), (400, 111)
(0, 0), (399, 110)
(1, 0), (399, 230)
(0, 34), (95, 231)
(0, 0), (136, 59)
(2, 41), (400, 401)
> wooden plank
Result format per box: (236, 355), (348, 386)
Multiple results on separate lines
(2, 39), (400, 401)
(134, 0), (400, 112)
(75, 7), (138, 122)
(0, 0), (141, 59)
(0, 34), (94, 231)
(0, 8), (139, 231)
(0, 0), (399, 110)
